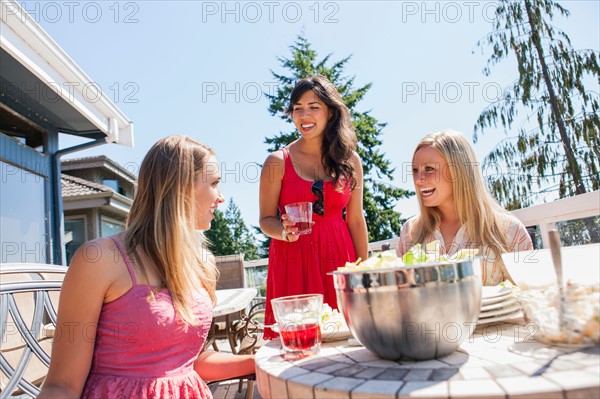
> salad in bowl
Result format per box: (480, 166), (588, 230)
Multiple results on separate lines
(330, 242), (482, 360)
(337, 241), (479, 272)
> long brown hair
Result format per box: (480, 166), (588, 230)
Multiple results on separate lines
(125, 136), (218, 325)
(286, 75), (358, 188)
(410, 130), (510, 257)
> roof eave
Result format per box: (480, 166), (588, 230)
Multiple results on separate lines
(0, 0), (134, 147)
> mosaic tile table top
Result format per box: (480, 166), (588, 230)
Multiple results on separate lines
(256, 317), (600, 399)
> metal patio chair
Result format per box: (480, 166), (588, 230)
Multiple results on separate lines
(0, 264), (67, 398)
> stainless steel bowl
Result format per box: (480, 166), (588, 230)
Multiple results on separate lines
(331, 259), (482, 360)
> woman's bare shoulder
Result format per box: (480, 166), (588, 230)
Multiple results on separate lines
(66, 236), (127, 287)
(350, 151), (362, 165)
(261, 149), (286, 180)
(265, 149), (285, 163)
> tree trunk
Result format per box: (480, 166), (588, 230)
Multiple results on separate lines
(523, 1), (600, 244)
(524, 0), (586, 196)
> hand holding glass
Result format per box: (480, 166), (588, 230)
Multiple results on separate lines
(271, 294), (323, 359)
(284, 202), (313, 235)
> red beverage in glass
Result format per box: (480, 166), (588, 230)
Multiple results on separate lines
(294, 222), (312, 235)
(280, 323), (322, 351)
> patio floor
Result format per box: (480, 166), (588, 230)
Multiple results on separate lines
(209, 379), (262, 399)
(209, 338), (263, 399)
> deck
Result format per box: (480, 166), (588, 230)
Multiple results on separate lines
(210, 379), (262, 399)
(209, 338), (263, 399)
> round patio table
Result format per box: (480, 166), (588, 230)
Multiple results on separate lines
(255, 317), (599, 399)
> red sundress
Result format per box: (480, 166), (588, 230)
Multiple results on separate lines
(263, 147), (358, 339)
(81, 238), (213, 399)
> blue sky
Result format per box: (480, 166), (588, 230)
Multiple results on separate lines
(29, 0), (600, 233)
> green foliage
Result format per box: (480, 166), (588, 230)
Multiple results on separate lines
(205, 199), (260, 260)
(252, 225), (270, 257)
(475, 0), (599, 210)
(205, 208), (232, 251)
(264, 34), (414, 241)
(557, 216), (600, 247)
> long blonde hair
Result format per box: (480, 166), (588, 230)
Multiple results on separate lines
(125, 135), (218, 325)
(410, 130), (510, 257)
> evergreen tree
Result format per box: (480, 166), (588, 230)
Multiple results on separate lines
(225, 200), (259, 260)
(205, 199), (259, 260)
(475, 0), (599, 212)
(205, 208), (233, 255)
(264, 35), (413, 241)
(252, 225), (271, 258)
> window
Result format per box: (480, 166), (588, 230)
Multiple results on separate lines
(102, 178), (119, 192)
(65, 217), (87, 264)
(102, 178), (126, 196)
(0, 160), (47, 263)
(100, 216), (125, 237)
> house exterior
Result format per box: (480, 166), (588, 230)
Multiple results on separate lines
(61, 156), (136, 263)
(1, 1), (134, 265)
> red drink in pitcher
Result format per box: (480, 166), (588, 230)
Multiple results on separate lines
(280, 323), (322, 351)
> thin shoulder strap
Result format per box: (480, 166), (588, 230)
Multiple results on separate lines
(109, 237), (137, 285)
(280, 147), (293, 175)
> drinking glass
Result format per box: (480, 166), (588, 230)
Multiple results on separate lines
(271, 294), (323, 359)
(284, 202), (313, 235)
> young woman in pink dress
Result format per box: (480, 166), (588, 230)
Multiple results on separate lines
(259, 76), (369, 339)
(39, 136), (255, 399)
(397, 130), (533, 286)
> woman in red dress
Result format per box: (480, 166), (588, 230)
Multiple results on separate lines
(259, 76), (369, 339)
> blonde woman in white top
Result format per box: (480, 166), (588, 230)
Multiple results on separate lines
(397, 130), (533, 286)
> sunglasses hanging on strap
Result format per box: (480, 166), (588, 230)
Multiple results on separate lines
(311, 180), (324, 216)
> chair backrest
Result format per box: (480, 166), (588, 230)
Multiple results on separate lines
(215, 254), (246, 289)
(0, 263), (67, 398)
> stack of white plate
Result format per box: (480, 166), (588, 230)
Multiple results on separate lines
(478, 286), (522, 325)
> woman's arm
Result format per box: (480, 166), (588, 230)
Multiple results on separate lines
(346, 152), (369, 261)
(396, 218), (415, 257)
(508, 216), (534, 252)
(38, 240), (114, 398)
(259, 151), (299, 242)
(194, 351), (255, 382)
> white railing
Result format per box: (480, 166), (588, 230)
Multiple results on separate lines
(368, 237), (400, 255)
(510, 190), (599, 248)
(244, 190), (600, 283)
(368, 190), (600, 252)
(243, 258), (268, 299)
(243, 258), (269, 268)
